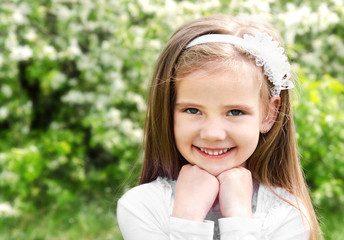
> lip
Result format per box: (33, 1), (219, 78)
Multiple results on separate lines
(193, 146), (234, 158)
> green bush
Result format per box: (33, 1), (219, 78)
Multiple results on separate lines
(296, 72), (344, 210)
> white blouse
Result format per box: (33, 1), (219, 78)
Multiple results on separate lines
(117, 177), (310, 240)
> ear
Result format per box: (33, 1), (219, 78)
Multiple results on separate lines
(260, 96), (281, 134)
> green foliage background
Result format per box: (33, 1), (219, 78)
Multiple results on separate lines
(0, 0), (343, 239)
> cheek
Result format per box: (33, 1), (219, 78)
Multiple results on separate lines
(173, 114), (200, 153)
(247, 130), (260, 155)
(174, 112), (197, 132)
(235, 123), (261, 149)
(173, 113), (188, 146)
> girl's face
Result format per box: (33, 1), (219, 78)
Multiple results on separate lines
(173, 64), (266, 176)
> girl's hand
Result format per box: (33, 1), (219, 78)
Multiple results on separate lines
(172, 164), (219, 222)
(217, 167), (253, 218)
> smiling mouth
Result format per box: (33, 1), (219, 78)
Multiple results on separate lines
(197, 147), (233, 156)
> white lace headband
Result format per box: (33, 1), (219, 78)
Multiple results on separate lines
(185, 31), (294, 96)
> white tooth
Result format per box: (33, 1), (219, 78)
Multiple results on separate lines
(219, 150), (223, 154)
(208, 150), (213, 155)
(200, 148), (204, 152)
(214, 151), (219, 155)
(204, 150), (208, 154)
(223, 148), (228, 153)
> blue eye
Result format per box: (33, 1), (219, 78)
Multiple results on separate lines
(228, 110), (243, 116)
(185, 108), (201, 115)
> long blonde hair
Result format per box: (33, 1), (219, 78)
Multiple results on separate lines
(140, 15), (321, 239)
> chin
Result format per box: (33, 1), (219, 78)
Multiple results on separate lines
(203, 162), (245, 176)
(203, 166), (228, 177)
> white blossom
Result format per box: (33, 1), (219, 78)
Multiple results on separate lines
(28, 145), (38, 153)
(0, 202), (19, 217)
(109, 72), (126, 92)
(331, 0), (344, 7)
(42, 45), (57, 60)
(106, 108), (121, 126)
(127, 92), (146, 112)
(101, 41), (110, 50)
(0, 153), (5, 163)
(48, 159), (60, 170)
(93, 95), (108, 110)
(56, 4), (74, 21)
(24, 30), (37, 42)
(62, 90), (94, 104)
(278, 4), (315, 44)
(69, 22), (83, 34)
(121, 119), (133, 134)
(148, 39), (162, 50)
(0, 170), (19, 186)
(1, 85), (12, 98)
(11, 2), (31, 25)
(100, 52), (113, 65)
(67, 39), (82, 57)
(329, 35), (344, 57)
(127, 3), (139, 18)
(5, 32), (18, 50)
(131, 128), (143, 142)
(49, 121), (63, 131)
(317, 3), (340, 31)
(21, 126), (29, 134)
(109, 135), (120, 147)
(131, 26), (145, 48)
(77, 55), (92, 70)
(137, 0), (161, 14)
(10, 45), (33, 61)
(0, 107), (9, 120)
(51, 72), (66, 90)
(12, 10), (27, 24)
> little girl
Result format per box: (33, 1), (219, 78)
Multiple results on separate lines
(117, 15), (321, 239)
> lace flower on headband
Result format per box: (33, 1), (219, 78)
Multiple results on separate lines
(185, 31), (294, 96)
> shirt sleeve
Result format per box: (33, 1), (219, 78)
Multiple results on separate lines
(219, 217), (263, 240)
(117, 181), (215, 240)
(170, 217), (214, 240)
(117, 196), (169, 240)
(264, 201), (310, 240)
(218, 198), (310, 240)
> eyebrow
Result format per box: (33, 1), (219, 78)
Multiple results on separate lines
(175, 102), (203, 108)
(222, 104), (254, 112)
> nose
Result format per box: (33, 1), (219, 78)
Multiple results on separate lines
(200, 118), (226, 142)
